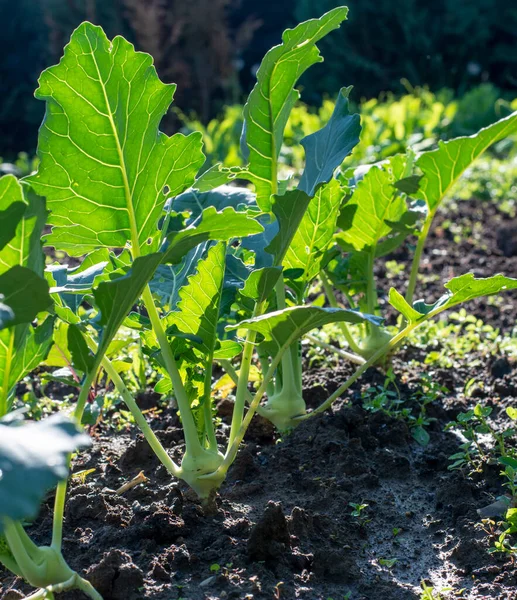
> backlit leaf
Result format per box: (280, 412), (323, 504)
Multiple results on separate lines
(241, 7), (349, 211)
(417, 111), (517, 212)
(26, 22), (205, 255)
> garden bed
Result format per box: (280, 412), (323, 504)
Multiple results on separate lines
(2, 196), (516, 600)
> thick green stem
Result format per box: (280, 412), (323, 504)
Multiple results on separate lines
(141, 285), (204, 458)
(274, 277), (300, 394)
(228, 328), (258, 446)
(217, 345), (289, 475)
(0, 551), (22, 578)
(14, 523), (43, 560)
(405, 213), (433, 306)
(320, 271), (362, 354)
(258, 351), (275, 397)
(3, 521), (44, 584)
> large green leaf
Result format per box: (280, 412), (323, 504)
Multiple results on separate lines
(228, 305), (381, 357)
(337, 155), (409, 252)
(0, 176), (26, 252)
(0, 414), (90, 528)
(284, 179), (344, 295)
(241, 7), (349, 211)
(166, 243), (226, 355)
(163, 206), (264, 264)
(26, 22), (205, 256)
(151, 244), (208, 310)
(240, 266), (282, 304)
(389, 273), (517, 324)
(298, 87), (361, 196)
(416, 111), (517, 212)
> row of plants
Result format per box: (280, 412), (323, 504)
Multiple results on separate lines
(1, 6), (517, 598)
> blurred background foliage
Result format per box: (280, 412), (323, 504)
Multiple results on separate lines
(1, 0), (517, 158)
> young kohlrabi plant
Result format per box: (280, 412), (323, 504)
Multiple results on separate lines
(323, 110), (517, 359)
(0, 176), (101, 598)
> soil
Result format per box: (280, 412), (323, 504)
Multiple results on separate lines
(2, 197), (517, 600)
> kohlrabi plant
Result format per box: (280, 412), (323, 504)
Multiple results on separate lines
(323, 110), (517, 359)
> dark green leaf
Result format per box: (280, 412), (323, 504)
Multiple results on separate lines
(0, 266), (52, 328)
(171, 185), (257, 219)
(94, 253), (163, 360)
(67, 324), (95, 374)
(265, 189), (312, 264)
(298, 87), (361, 196)
(240, 267), (282, 304)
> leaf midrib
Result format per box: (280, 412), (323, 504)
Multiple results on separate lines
(86, 36), (141, 258)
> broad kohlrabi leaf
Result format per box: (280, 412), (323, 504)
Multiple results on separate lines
(228, 305), (381, 357)
(337, 155), (409, 252)
(93, 253), (163, 359)
(163, 206), (263, 264)
(241, 7), (349, 211)
(0, 414), (90, 528)
(170, 185), (257, 219)
(298, 87), (361, 196)
(416, 111), (517, 212)
(389, 273), (517, 324)
(283, 179), (344, 295)
(165, 243), (226, 355)
(0, 175), (26, 252)
(26, 22), (205, 256)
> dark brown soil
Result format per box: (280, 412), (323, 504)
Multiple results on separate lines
(1, 197), (517, 600)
